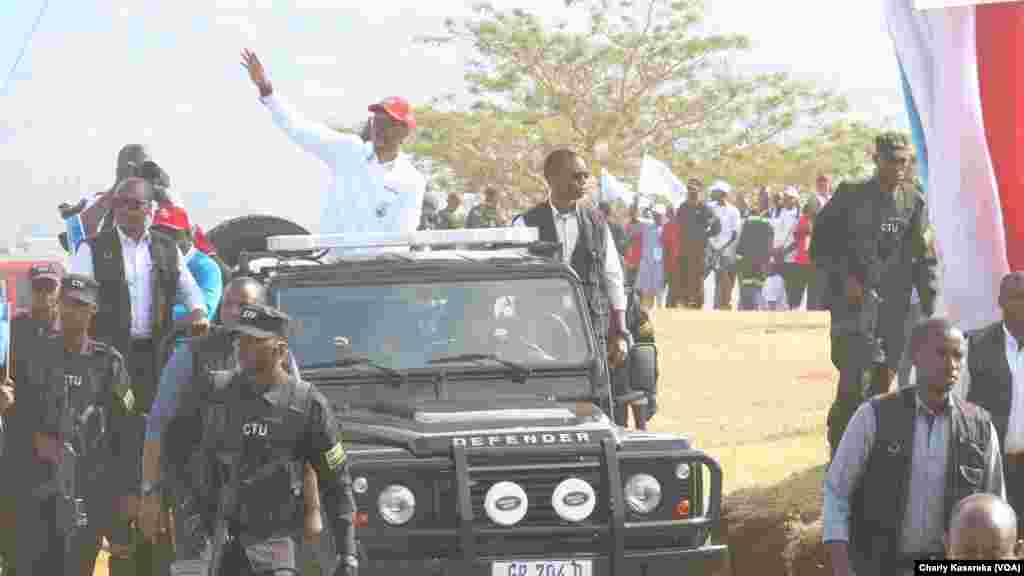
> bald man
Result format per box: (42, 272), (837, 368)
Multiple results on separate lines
(965, 271), (1024, 519)
(946, 493), (1022, 559)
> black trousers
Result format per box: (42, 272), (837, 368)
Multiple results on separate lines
(15, 494), (99, 576)
(107, 337), (175, 576)
(783, 263), (814, 310)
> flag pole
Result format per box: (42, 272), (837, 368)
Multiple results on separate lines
(1, 279), (9, 383)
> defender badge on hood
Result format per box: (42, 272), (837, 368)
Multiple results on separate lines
(452, 431), (592, 448)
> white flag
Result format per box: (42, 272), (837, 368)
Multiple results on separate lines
(639, 155), (686, 208)
(599, 168), (635, 205)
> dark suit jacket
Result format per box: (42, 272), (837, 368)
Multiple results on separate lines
(966, 321), (1013, 448)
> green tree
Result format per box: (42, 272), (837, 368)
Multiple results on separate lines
(409, 0), (850, 210)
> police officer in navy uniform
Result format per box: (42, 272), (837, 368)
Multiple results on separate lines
(0, 262), (64, 574)
(196, 303), (357, 575)
(811, 132), (938, 460)
(16, 274), (135, 575)
(140, 277), (321, 570)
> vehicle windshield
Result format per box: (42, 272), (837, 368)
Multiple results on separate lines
(275, 277), (593, 371)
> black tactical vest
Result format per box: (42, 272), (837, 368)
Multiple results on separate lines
(164, 328), (237, 474)
(849, 386), (991, 571)
(200, 374), (314, 541)
(521, 203), (611, 354)
(87, 227), (179, 407)
(27, 337), (128, 495)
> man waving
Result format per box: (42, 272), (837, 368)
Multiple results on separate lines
(241, 49), (426, 244)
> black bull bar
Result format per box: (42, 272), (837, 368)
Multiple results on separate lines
(447, 437), (723, 575)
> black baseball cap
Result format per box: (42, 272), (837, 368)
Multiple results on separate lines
(62, 274), (100, 306)
(231, 303), (291, 339)
(29, 262), (63, 284)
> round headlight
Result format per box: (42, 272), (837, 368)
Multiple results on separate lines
(484, 481), (528, 526)
(377, 485), (416, 525)
(551, 477), (596, 523)
(353, 477), (368, 494)
(675, 463), (691, 480)
(624, 474), (662, 514)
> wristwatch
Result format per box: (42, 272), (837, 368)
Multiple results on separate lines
(140, 480), (159, 497)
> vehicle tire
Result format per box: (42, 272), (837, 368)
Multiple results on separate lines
(205, 215), (314, 271)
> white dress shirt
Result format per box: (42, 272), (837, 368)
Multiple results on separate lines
(512, 203), (626, 311)
(260, 93), (426, 246)
(70, 227), (205, 339)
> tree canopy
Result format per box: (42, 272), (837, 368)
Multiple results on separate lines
(384, 0), (885, 208)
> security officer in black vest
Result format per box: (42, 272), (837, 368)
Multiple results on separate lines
(512, 149), (629, 404)
(138, 277), (311, 568)
(69, 176), (209, 575)
(0, 262), (64, 574)
(15, 275), (135, 575)
(196, 303), (357, 575)
(823, 317), (1004, 576)
(811, 132), (938, 460)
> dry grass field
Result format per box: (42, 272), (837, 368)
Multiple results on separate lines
(91, 309), (836, 576)
(647, 309), (835, 491)
(645, 309), (836, 575)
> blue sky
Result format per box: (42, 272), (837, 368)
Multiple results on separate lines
(0, 0), (906, 239)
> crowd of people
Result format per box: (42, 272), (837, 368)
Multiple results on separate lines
(1, 45), (1021, 576)
(420, 170), (835, 315)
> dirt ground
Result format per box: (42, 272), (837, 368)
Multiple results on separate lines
(91, 309), (835, 575)
(645, 309), (836, 576)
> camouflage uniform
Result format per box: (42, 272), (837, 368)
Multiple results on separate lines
(811, 132), (938, 459)
(465, 204), (505, 229)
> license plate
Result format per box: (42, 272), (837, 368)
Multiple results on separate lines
(492, 559), (593, 576)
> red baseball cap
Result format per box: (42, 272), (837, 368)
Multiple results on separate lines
(152, 202), (191, 232)
(368, 97), (416, 130)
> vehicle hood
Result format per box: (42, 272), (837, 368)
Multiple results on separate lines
(341, 398), (618, 457)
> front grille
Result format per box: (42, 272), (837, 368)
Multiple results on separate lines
(436, 456), (607, 528)
(470, 468), (604, 526)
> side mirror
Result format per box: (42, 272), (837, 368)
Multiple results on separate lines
(628, 343), (658, 396)
(335, 336), (353, 360)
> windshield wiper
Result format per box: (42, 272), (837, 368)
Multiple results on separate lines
(306, 356), (405, 383)
(428, 353), (532, 383)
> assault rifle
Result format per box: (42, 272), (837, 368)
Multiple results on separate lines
(207, 451), (242, 576)
(31, 439), (88, 576)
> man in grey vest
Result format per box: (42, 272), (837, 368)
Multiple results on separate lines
(962, 271), (1024, 522)
(823, 317), (1004, 575)
(512, 149), (629, 380)
(69, 176), (209, 575)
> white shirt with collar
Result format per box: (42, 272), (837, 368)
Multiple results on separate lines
(512, 202), (627, 311)
(260, 92), (426, 248)
(69, 226), (205, 339)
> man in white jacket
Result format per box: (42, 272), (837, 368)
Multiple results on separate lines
(241, 49), (426, 248)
